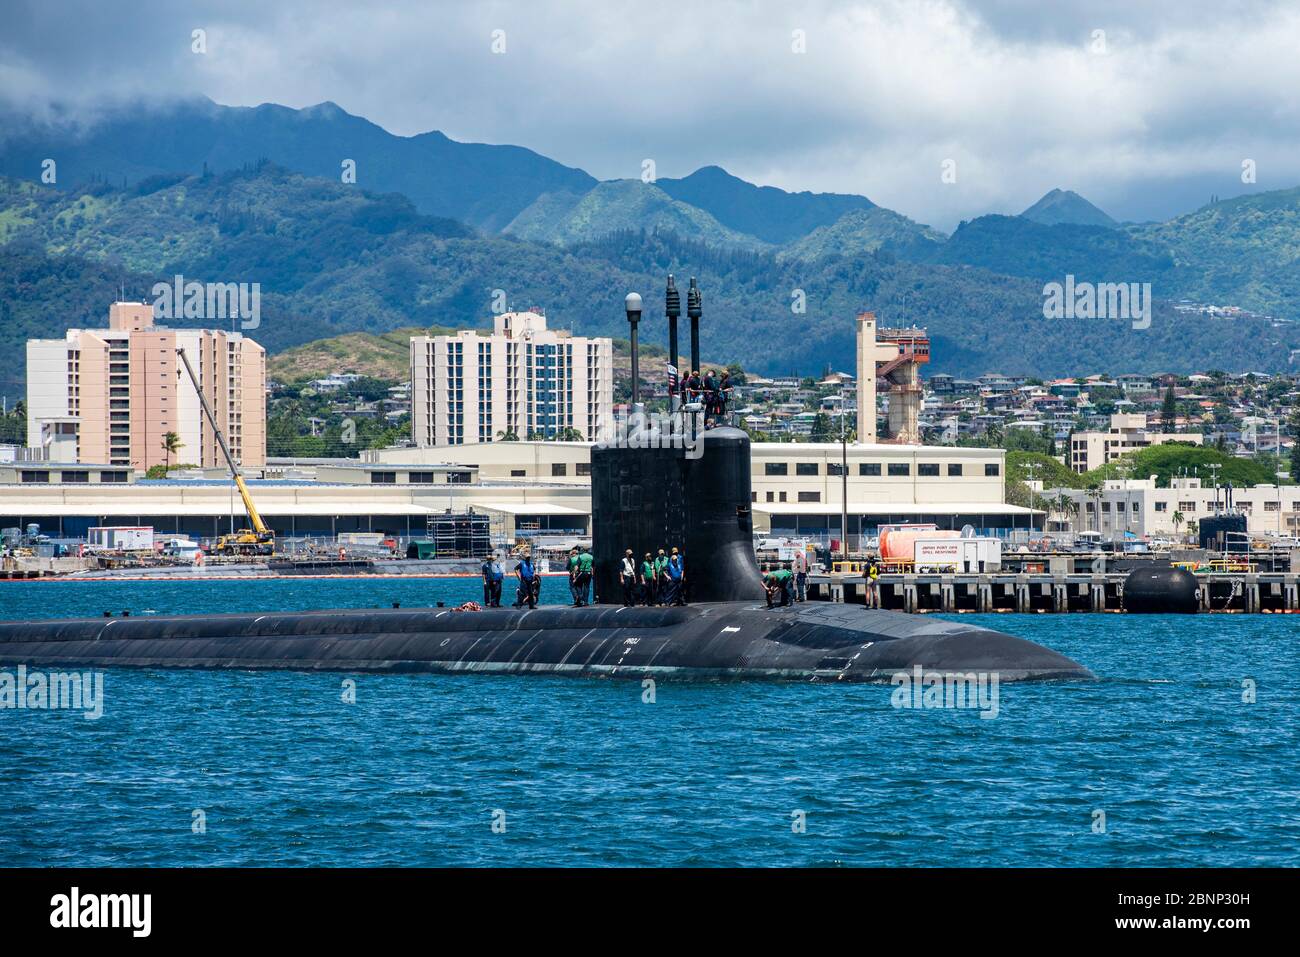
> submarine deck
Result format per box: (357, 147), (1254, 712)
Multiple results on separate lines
(0, 601), (1092, 682)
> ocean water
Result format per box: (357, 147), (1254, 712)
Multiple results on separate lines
(0, 577), (1296, 867)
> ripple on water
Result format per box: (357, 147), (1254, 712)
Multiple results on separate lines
(1, 583), (1297, 866)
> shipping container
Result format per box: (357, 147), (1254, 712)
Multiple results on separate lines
(913, 537), (1002, 573)
(87, 526), (154, 552)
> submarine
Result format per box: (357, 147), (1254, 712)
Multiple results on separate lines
(0, 280), (1092, 684)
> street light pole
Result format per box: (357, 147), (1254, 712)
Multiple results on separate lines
(625, 292), (642, 411)
(840, 385), (849, 561)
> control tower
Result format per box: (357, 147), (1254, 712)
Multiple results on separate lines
(855, 311), (930, 444)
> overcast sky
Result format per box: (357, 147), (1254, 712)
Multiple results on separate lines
(3, 0), (1297, 229)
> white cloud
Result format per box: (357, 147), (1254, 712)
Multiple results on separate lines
(2, 0), (1298, 228)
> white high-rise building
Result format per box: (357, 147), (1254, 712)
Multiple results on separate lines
(410, 311), (613, 446)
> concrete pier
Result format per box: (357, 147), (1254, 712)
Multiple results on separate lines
(808, 572), (1300, 613)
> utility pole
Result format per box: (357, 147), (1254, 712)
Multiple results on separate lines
(1024, 460), (1042, 525)
(1122, 460), (1133, 531)
(1274, 416), (1283, 535)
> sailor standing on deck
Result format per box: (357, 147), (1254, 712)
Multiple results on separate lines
(576, 546), (594, 606)
(620, 550), (638, 606)
(653, 548), (669, 605)
(702, 370), (718, 424)
(665, 547), (686, 606)
(684, 371), (702, 407)
(514, 551), (539, 609)
(566, 547), (582, 607)
(792, 546), (809, 602)
(481, 552), (504, 607)
(640, 552), (657, 606)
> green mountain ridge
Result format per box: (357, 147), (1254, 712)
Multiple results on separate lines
(1125, 187), (1300, 319)
(12, 95), (1300, 328)
(3, 93), (1300, 401)
(0, 97), (596, 232)
(503, 180), (769, 250)
(925, 214), (1176, 281)
(0, 99), (894, 248)
(912, 189), (1300, 324)
(6, 165), (1296, 400)
(655, 166), (877, 244)
(1020, 188), (1118, 228)
(779, 207), (947, 262)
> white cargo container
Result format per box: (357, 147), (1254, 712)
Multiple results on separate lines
(337, 532), (386, 548)
(87, 526), (154, 552)
(913, 537), (1001, 573)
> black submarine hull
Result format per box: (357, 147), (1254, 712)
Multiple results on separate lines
(0, 602), (1092, 682)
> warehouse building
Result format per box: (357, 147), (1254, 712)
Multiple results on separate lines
(0, 463), (589, 544)
(1048, 476), (1300, 538)
(364, 438), (1040, 547)
(0, 437), (1039, 550)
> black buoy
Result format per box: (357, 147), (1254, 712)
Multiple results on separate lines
(1122, 565), (1199, 614)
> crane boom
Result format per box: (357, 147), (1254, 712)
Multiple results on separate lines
(175, 347), (270, 537)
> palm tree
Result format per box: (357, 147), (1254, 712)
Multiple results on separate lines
(1085, 483), (1103, 533)
(1052, 493), (1079, 532)
(161, 431), (183, 472)
(1172, 510), (1185, 542)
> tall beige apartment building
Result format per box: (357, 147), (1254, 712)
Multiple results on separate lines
(26, 302), (266, 469)
(410, 310), (613, 446)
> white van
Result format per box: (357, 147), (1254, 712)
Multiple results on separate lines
(160, 538), (201, 559)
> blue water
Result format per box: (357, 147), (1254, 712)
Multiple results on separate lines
(1, 578), (1296, 867)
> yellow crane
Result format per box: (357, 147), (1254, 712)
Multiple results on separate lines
(175, 348), (275, 556)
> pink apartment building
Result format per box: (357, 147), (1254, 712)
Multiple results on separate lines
(25, 302), (266, 469)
